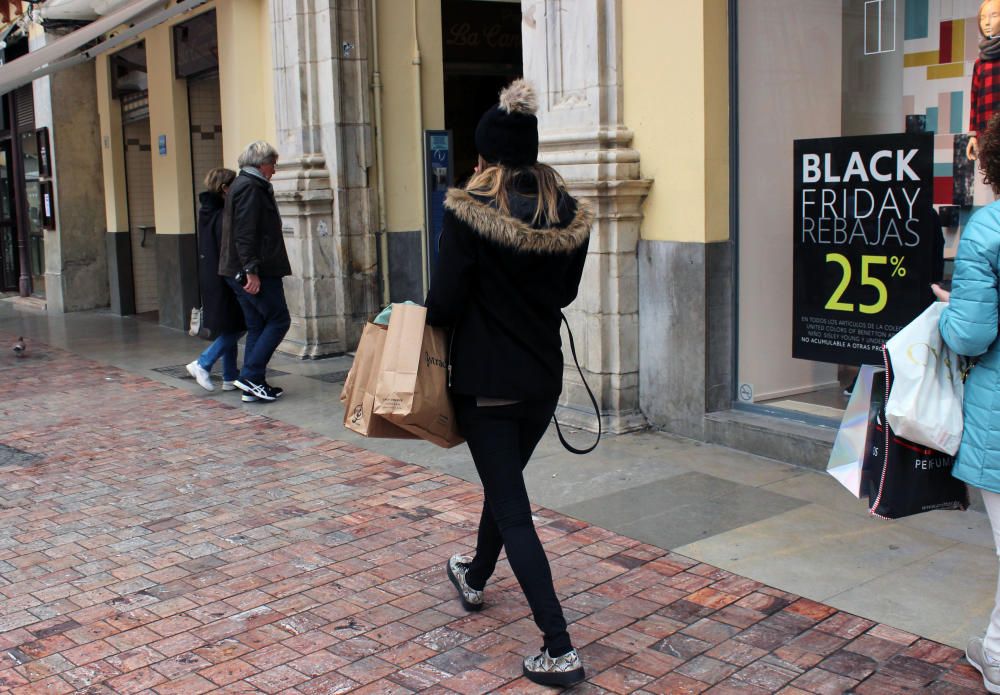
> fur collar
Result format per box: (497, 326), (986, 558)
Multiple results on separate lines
(444, 188), (593, 254)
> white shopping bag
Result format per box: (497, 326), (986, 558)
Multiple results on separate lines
(884, 302), (964, 456)
(828, 365), (882, 498)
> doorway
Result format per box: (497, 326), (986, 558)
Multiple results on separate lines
(0, 139), (16, 292)
(18, 112), (44, 298)
(177, 10), (223, 224)
(114, 41), (158, 319)
(441, 0), (523, 184)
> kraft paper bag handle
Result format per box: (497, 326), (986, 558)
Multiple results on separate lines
(552, 313), (601, 455)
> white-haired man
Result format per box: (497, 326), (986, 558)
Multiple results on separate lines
(219, 140), (290, 402)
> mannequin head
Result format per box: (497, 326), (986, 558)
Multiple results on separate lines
(981, 0), (1000, 38)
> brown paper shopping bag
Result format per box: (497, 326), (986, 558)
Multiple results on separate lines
(341, 322), (416, 440)
(374, 303), (463, 448)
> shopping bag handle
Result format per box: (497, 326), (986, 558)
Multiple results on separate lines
(552, 313), (601, 454)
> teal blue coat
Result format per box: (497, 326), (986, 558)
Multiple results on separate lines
(939, 201), (1000, 494)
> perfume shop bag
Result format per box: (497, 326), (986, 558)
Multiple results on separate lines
(860, 365), (968, 519)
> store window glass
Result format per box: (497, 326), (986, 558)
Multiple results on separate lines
(737, 0), (966, 422)
(0, 146), (15, 292)
(20, 128), (44, 291)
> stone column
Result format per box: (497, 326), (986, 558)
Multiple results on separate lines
(268, 0), (379, 358)
(522, 0), (651, 433)
(30, 26), (108, 313)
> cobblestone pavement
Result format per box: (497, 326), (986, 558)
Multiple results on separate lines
(0, 336), (989, 694)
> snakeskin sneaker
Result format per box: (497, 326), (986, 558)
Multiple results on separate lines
(446, 554), (483, 611)
(523, 648), (585, 687)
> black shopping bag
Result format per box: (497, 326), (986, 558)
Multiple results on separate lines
(860, 363), (969, 519)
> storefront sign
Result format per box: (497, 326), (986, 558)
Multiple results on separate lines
(35, 127), (50, 178)
(793, 133), (934, 365)
(442, 0), (521, 64)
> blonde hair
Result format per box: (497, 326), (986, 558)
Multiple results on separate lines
(204, 167), (236, 194)
(465, 156), (566, 226)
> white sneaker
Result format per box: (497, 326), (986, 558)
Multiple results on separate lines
(222, 381), (236, 391)
(186, 361), (215, 392)
(967, 637), (1000, 694)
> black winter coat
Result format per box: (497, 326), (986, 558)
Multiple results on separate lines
(218, 171), (291, 278)
(424, 183), (592, 400)
(197, 192), (245, 336)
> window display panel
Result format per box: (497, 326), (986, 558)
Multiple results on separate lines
(19, 127), (44, 296)
(737, 0), (975, 421)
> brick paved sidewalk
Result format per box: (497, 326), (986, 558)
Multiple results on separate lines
(0, 336), (988, 694)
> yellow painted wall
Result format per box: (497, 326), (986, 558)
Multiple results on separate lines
(217, 0), (276, 168)
(146, 23), (194, 235)
(96, 53), (128, 234)
(95, 1), (275, 237)
(623, 0), (729, 244)
(377, 0), (445, 233)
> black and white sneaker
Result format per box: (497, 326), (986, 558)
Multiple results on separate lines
(523, 648), (585, 688)
(233, 378), (278, 402)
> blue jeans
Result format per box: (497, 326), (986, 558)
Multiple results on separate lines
(197, 332), (242, 382)
(226, 276), (291, 384)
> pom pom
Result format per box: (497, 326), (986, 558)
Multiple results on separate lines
(498, 79), (538, 115)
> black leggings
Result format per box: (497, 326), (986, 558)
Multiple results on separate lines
(454, 395), (572, 657)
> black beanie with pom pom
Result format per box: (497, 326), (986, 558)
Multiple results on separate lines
(474, 79), (539, 168)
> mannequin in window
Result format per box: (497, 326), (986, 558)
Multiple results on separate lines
(967, 0), (1000, 162)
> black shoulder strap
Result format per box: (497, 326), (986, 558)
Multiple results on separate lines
(552, 313), (601, 454)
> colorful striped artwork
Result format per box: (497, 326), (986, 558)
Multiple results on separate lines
(903, 1), (981, 207)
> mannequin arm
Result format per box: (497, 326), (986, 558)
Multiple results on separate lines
(968, 135), (980, 161)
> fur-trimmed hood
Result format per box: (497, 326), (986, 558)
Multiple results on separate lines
(444, 188), (592, 254)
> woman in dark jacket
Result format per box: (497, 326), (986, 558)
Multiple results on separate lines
(186, 168), (245, 392)
(425, 79), (592, 688)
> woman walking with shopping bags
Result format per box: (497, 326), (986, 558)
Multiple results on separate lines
(935, 110), (1000, 694)
(186, 168), (245, 392)
(424, 79), (592, 688)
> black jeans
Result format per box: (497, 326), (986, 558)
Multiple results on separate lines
(454, 395), (572, 656)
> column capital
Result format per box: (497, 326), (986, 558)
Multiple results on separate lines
(271, 155), (333, 196)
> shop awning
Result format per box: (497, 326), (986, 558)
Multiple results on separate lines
(0, 0), (208, 95)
